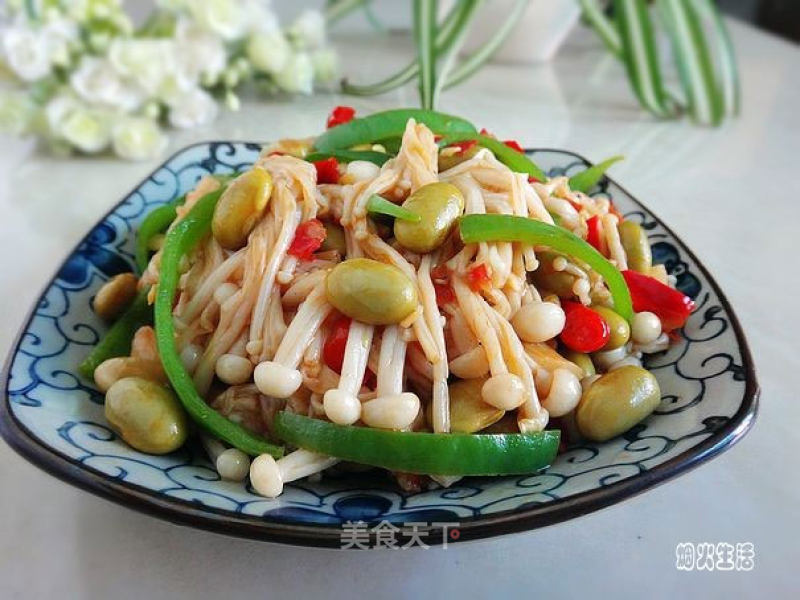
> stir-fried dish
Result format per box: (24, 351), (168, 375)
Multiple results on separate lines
(81, 107), (695, 497)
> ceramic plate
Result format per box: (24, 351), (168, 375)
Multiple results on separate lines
(0, 142), (759, 547)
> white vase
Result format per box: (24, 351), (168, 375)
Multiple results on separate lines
(440, 0), (582, 64)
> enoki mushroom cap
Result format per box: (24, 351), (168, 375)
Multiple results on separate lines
(250, 454), (283, 498)
(540, 368), (582, 418)
(323, 389), (361, 425)
(361, 392), (420, 430)
(481, 372), (526, 410)
(254, 361), (303, 398)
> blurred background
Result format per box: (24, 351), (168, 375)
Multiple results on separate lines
(718, 0), (799, 41)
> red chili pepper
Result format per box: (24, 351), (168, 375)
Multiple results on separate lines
(622, 270), (695, 331)
(560, 301), (610, 353)
(503, 140), (525, 153)
(449, 139), (477, 154)
(479, 128), (492, 136)
(326, 105), (355, 129)
(313, 157), (340, 184)
(323, 316), (351, 373)
(528, 176), (541, 184)
(466, 263), (491, 292)
(566, 198), (583, 212)
(288, 219), (326, 260)
(430, 264), (449, 281)
(434, 283), (456, 307)
(586, 215), (603, 253)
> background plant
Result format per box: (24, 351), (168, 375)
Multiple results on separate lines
(0, 0), (337, 160)
(335, 0), (739, 126)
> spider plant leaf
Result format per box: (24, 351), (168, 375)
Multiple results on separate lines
(341, 0), (469, 96)
(325, 0), (371, 24)
(568, 155), (624, 192)
(443, 0), (528, 90)
(413, 0), (438, 109)
(613, 0), (671, 117)
(691, 0), (740, 117)
(657, 0), (722, 125)
(578, 0), (622, 58)
(434, 0), (483, 101)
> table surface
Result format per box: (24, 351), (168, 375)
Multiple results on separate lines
(1, 19), (797, 599)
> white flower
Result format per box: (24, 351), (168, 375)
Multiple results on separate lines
(242, 0), (280, 35)
(109, 38), (178, 95)
(70, 56), (142, 110)
(0, 90), (36, 135)
(111, 116), (167, 160)
(65, 0), (133, 32)
(311, 48), (338, 83)
(1, 26), (52, 81)
(156, 71), (195, 106)
(45, 95), (111, 153)
(287, 9), (326, 51)
(45, 94), (82, 132)
(168, 87), (218, 129)
(274, 52), (313, 95)
(246, 30), (290, 75)
(174, 20), (227, 85)
(41, 17), (79, 68)
(189, 0), (246, 41)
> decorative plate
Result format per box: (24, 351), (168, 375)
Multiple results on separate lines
(0, 142), (758, 547)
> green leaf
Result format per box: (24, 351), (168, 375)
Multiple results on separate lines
(326, 0), (370, 24)
(434, 0), (482, 100)
(657, 0), (722, 125)
(692, 0), (740, 117)
(443, 0), (528, 89)
(614, 0), (671, 117)
(413, 0), (438, 109)
(367, 195), (421, 222)
(578, 0), (623, 58)
(24, 0), (37, 20)
(341, 1), (471, 96)
(568, 155), (624, 192)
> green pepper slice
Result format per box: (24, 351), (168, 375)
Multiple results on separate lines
(274, 412), (560, 476)
(154, 187), (283, 458)
(78, 287), (153, 380)
(366, 194), (421, 222)
(314, 108), (477, 152)
(568, 155), (624, 193)
(459, 214), (634, 321)
(135, 201), (181, 273)
(438, 133), (547, 182)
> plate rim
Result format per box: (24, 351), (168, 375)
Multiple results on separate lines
(0, 142), (760, 548)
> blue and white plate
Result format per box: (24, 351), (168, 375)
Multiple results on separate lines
(0, 142), (758, 547)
